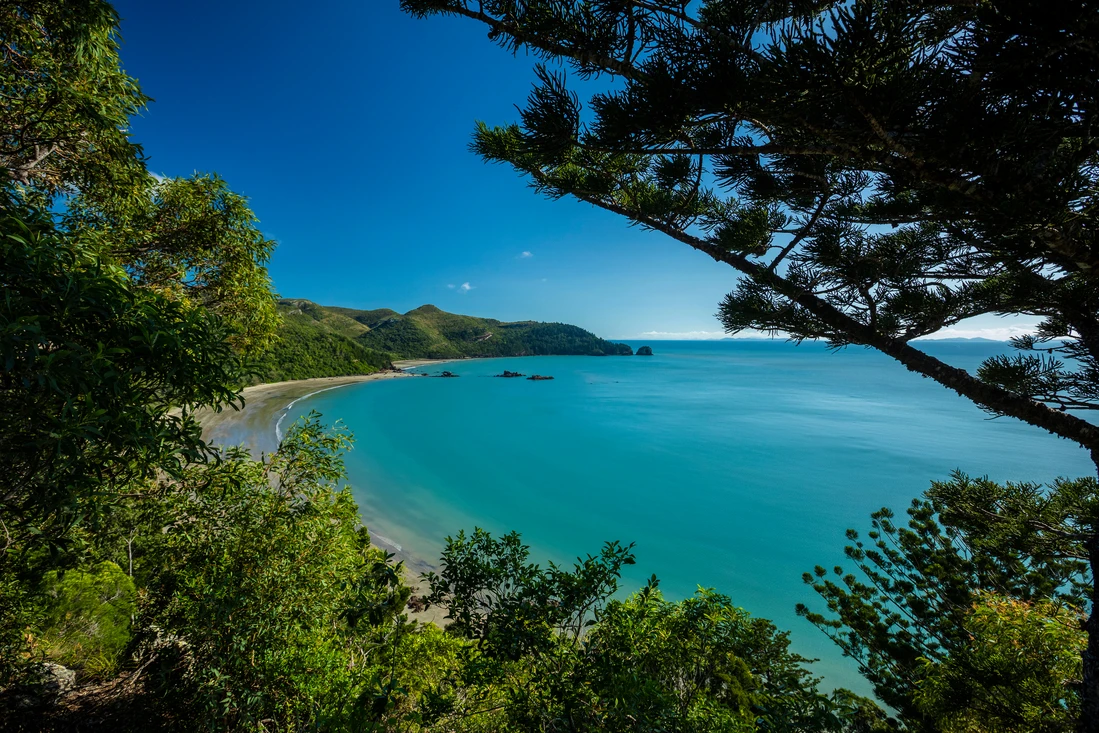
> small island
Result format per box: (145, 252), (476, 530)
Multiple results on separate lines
(495, 370), (526, 378)
(636, 345), (654, 356)
(527, 375), (555, 381)
(438, 370), (459, 378)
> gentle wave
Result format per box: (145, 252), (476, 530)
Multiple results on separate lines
(274, 383), (360, 444)
(370, 533), (403, 553)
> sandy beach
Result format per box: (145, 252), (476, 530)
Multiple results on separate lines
(196, 371), (411, 457)
(195, 360), (451, 456)
(194, 364), (449, 624)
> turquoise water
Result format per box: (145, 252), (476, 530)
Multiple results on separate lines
(296, 341), (1094, 693)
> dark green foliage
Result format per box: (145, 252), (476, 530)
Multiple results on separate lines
(133, 416), (411, 731)
(798, 474), (1092, 728)
(0, 205), (242, 557)
(40, 561), (136, 677)
(68, 174), (281, 355)
(0, 0), (148, 205)
(423, 529), (888, 732)
(929, 472), (1099, 573)
(0, 572), (39, 687)
(424, 529), (636, 656)
(253, 316), (392, 383)
(579, 587), (757, 732)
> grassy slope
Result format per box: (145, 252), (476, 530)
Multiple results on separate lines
(350, 303), (634, 359)
(258, 299), (634, 381)
(250, 301), (393, 383)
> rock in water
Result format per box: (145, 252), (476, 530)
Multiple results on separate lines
(636, 345), (654, 356)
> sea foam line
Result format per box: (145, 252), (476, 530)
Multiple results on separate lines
(274, 383), (360, 444)
(271, 380), (406, 555)
(371, 533), (403, 553)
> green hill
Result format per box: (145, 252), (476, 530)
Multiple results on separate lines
(342, 301), (633, 359)
(257, 299), (633, 381)
(250, 300), (393, 383)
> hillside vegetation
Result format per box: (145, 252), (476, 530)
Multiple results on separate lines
(271, 299), (633, 372)
(5, 2), (1094, 731)
(248, 300), (391, 383)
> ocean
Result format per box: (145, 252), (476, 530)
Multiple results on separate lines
(291, 340), (1094, 693)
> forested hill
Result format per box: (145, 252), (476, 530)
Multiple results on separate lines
(258, 299), (633, 380)
(251, 301), (393, 383)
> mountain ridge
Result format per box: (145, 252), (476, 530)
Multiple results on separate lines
(255, 299), (634, 382)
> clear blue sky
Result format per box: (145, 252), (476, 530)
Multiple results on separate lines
(112, 0), (1030, 341)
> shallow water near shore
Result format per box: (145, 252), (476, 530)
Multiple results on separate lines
(293, 340), (1094, 693)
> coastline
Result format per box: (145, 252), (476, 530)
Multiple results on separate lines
(196, 371), (411, 458)
(195, 360), (451, 457)
(193, 364), (451, 624)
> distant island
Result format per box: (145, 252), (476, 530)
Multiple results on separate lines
(636, 345), (654, 355)
(253, 300), (633, 383)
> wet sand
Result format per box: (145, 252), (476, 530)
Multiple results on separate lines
(195, 372), (416, 457)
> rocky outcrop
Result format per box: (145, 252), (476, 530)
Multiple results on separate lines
(527, 375), (555, 381)
(636, 345), (654, 356)
(495, 370), (525, 378)
(36, 663), (76, 698)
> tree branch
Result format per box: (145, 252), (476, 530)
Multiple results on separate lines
(561, 183), (1099, 453)
(768, 193), (830, 272)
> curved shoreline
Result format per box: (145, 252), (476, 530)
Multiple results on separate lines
(196, 371), (416, 457)
(193, 365), (450, 624)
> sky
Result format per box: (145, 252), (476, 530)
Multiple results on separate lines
(111, 0), (1034, 341)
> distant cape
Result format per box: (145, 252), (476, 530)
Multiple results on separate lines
(254, 299), (634, 383)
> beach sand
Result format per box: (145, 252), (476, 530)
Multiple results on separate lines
(194, 365), (449, 625)
(196, 371), (416, 458)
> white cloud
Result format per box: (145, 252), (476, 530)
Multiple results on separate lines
(446, 284), (455, 289)
(519, 251), (533, 259)
(458, 282), (474, 293)
(631, 325), (1036, 342)
(637, 330), (732, 340)
(915, 324), (1036, 341)
(630, 319), (1038, 343)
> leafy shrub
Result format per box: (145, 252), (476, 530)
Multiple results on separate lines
(41, 561), (136, 677)
(422, 529), (883, 732)
(142, 415), (411, 731)
(915, 593), (1085, 733)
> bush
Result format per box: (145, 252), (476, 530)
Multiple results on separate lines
(40, 561), (136, 677)
(141, 416), (411, 731)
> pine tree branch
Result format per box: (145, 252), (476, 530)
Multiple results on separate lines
(582, 143), (845, 156)
(558, 182), (1099, 454)
(436, 3), (641, 78)
(768, 194), (830, 272)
